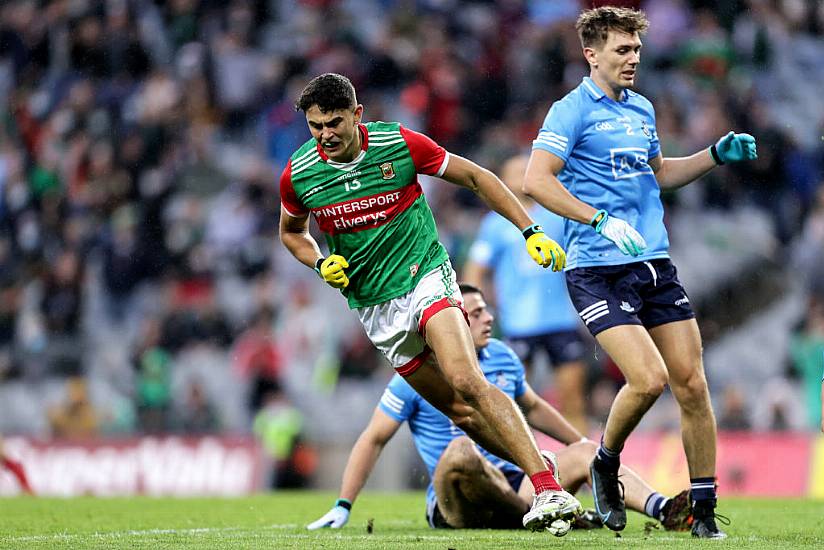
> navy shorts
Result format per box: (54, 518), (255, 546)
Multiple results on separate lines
(565, 259), (695, 337)
(509, 330), (587, 367)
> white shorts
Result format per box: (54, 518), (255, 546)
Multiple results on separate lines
(357, 261), (466, 376)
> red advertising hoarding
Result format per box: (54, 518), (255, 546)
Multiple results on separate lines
(536, 431), (818, 497)
(0, 436), (265, 496)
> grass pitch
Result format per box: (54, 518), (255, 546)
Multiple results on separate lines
(2, 492), (823, 549)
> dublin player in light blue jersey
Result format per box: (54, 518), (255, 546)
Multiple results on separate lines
(465, 155), (589, 433)
(523, 7), (757, 539)
(307, 285), (692, 534)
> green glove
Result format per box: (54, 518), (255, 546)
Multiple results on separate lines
(710, 132), (757, 164)
(591, 210), (647, 257)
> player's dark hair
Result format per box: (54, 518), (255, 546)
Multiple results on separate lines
(575, 6), (649, 49)
(458, 283), (484, 298)
(295, 73), (357, 113)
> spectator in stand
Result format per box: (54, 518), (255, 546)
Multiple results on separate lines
(47, 377), (100, 440)
(789, 295), (824, 431)
(253, 384), (307, 489)
(133, 317), (173, 433)
(39, 247), (85, 375)
(232, 304), (282, 413)
(177, 379), (220, 434)
(717, 386), (751, 431)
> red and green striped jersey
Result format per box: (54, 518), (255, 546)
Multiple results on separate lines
(280, 121), (451, 309)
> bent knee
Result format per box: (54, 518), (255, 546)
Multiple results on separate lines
(566, 440), (598, 463)
(449, 373), (491, 406)
(644, 380), (667, 399)
(442, 436), (484, 475)
(629, 374), (668, 400)
(672, 369), (710, 405)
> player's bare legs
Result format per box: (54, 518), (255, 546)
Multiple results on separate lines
(595, 325), (669, 448)
(553, 441), (657, 513)
(433, 436), (527, 528)
(648, 318), (725, 537)
(520, 441), (689, 530)
(554, 360), (589, 433)
(649, 319), (716, 477)
(405, 308), (581, 532)
(409, 308), (545, 474)
(589, 325), (668, 530)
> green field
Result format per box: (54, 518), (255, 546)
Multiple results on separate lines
(2, 492), (823, 549)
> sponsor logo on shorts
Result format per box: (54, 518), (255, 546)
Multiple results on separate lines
(620, 301), (634, 313)
(675, 296), (690, 306)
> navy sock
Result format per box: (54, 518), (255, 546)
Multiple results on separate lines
(594, 437), (621, 471)
(644, 492), (668, 520)
(690, 477), (717, 504)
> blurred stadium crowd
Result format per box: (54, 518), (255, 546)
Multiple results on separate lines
(1, 0), (823, 472)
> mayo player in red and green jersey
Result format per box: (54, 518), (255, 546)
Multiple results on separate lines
(279, 73), (581, 533)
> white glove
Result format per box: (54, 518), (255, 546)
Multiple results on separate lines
(592, 210), (647, 257)
(307, 503), (350, 530)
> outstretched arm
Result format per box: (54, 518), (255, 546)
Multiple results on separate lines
(338, 409), (402, 503)
(441, 154), (565, 270)
(651, 132), (758, 190)
(307, 409), (402, 529)
(516, 383), (586, 446)
(440, 154), (534, 231)
(648, 150), (716, 191)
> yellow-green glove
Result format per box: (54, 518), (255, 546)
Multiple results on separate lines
(314, 255), (350, 289)
(523, 224), (566, 272)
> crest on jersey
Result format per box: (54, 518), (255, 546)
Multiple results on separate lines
(380, 162), (396, 180)
(641, 121), (651, 137)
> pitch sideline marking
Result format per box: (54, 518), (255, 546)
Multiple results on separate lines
(3, 524), (298, 543)
(3, 521), (427, 543)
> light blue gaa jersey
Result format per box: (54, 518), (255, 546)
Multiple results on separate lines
(468, 206), (579, 337)
(533, 76), (670, 269)
(379, 339), (527, 506)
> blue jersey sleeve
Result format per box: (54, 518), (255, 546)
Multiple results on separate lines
(467, 212), (503, 268)
(507, 347), (528, 399)
(644, 100), (660, 159)
(379, 375), (418, 422)
(533, 97), (582, 162)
